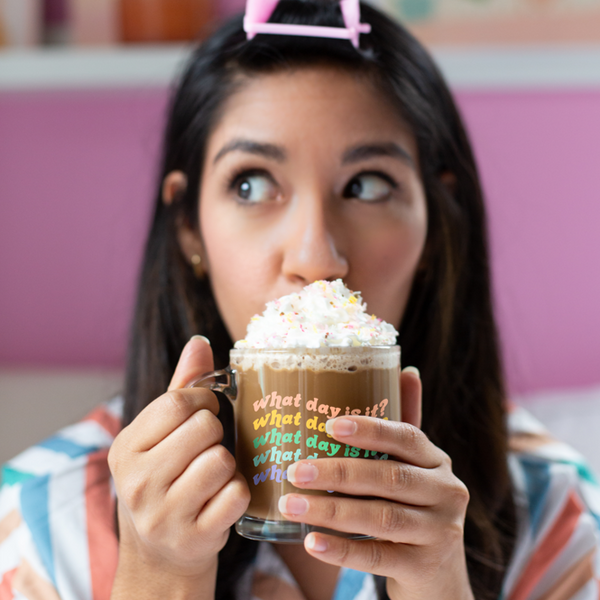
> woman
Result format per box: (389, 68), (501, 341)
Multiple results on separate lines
(1, 2), (598, 600)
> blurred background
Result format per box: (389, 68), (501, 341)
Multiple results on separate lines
(1, 0), (599, 466)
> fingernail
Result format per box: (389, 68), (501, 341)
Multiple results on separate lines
(402, 366), (420, 378)
(288, 462), (317, 484)
(278, 495), (308, 516)
(306, 533), (328, 552)
(191, 335), (210, 345)
(326, 418), (357, 437)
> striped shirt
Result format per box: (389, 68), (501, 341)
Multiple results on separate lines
(0, 399), (599, 600)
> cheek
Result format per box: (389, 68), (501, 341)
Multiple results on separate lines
(200, 206), (276, 340)
(371, 228), (423, 268)
(351, 208), (427, 326)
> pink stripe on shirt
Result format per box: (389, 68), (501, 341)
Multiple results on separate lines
(86, 449), (118, 600)
(0, 567), (17, 600)
(85, 405), (121, 439)
(508, 491), (585, 600)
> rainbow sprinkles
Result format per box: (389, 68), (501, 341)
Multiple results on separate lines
(235, 279), (398, 349)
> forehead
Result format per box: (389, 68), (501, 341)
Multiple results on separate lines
(206, 66), (417, 159)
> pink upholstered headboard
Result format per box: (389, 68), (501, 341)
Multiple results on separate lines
(1, 87), (599, 396)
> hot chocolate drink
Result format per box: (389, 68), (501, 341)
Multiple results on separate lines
(230, 279), (401, 541)
(232, 346), (400, 523)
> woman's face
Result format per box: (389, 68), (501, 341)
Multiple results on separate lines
(196, 66), (428, 343)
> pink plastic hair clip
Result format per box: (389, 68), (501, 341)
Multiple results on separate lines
(244, 0), (371, 49)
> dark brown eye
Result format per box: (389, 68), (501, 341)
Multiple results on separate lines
(235, 173), (279, 203)
(343, 173), (395, 202)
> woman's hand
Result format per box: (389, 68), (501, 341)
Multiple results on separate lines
(108, 336), (250, 599)
(278, 368), (474, 600)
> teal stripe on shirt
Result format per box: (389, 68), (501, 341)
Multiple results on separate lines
(334, 568), (368, 600)
(20, 474), (55, 585)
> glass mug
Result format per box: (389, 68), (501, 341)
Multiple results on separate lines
(191, 345), (400, 543)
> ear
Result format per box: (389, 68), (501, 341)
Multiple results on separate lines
(177, 223), (203, 260)
(177, 221), (208, 279)
(163, 170), (208, 277)
(162, 170), (188, 205)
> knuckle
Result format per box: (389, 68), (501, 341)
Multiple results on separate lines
(377, 503), (406, 536)
(333, 459), (352, 487)
(209, 444), (236, 475)
(194, 410), (224, 442)
(365, 541), (384, 572)
(451, 479), (470, 508)
(120, 476), (148, 510)
(337, 539), (353, 567)
(446, 519), (464, 543)
(373, 417), (386, 439)
(165, 387), (217, 414)
(430, 519), (464, 553)
(236, 480), (252, 507)
(107, 443), (119, 474)
(212, 529), (231, 554)
(164, 389), (193, 416)
(385, 463), (411, 494)
(440, 450), (453, 469)
(193, 387), (220, 413)
(324, 497), (341, 523)
(107, 432), (132, 475)
(400, 422), (425, 450)
(372, 417), (393, 446)
(228, 475), (251, 512)
(108, 439), (143, 492)
(136, 513), (163, 543)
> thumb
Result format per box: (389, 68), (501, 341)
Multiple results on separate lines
(168, 335), (215, 391)
(400, 366), (422, 429)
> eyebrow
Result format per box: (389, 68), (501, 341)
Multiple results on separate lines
(213, 139), (287, 164)
(342, 142), (414, 167)
(212, 138), (414, 168)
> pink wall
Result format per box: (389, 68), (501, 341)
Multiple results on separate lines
(0, 89), (168, 367)
(460, 92), (600, 394)
(1, 87), (599, 395)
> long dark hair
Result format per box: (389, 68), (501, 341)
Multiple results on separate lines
(123, 2), (516, 599)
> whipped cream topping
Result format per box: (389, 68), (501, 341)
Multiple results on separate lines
(234, 279), (398, 349)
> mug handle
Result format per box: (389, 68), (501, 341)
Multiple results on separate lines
(187, 365), (238, 401)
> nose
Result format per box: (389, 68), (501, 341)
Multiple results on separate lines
(280, 193), (349, 285)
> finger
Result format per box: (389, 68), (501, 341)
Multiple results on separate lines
(149, 409), (224, 484)
(117, 387), (220, 453)
(169, 335), (214, 391)
(325, 417), (446, 469)
(303, 532), (423, 582)
(167, 444), (237, 517)
(278, 493), (437, 545)
(197, 471), (251, 532)
(287, 459), (442, 506)
(400, 367), (421, 428)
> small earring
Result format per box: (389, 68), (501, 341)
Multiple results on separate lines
(191, 254), (205, 279)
